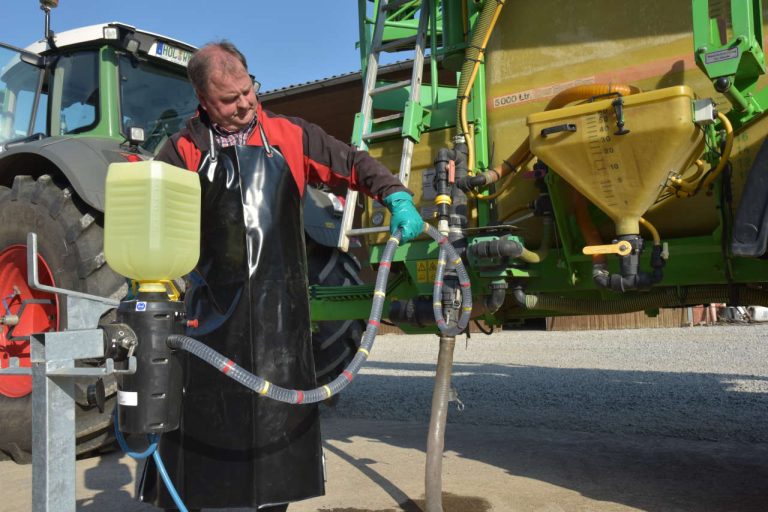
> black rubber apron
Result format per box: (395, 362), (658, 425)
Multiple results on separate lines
(141, 127), (324, 509)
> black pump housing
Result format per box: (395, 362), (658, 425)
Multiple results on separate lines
(116, 291), (185, 434)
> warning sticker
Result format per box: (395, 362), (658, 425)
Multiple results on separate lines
(428, 260), (438, 282)
(416, 260), (439, 283)
(416, 261), (428, 282)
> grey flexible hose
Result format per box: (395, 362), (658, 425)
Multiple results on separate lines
(167, 223), (473, 404)
(426, 224), (473, 336)
(425, 334), (456, 512)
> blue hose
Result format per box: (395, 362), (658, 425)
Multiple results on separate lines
(113, 410), (188, 512)
(152, 449), (189, 512)
(118, 225), (472, 510)
(113, 410), (157, 459)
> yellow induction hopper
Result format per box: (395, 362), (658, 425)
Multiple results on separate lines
(527, 86), (704, 236)
(104, 161), (201, 284)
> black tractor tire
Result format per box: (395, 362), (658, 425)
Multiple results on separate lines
(0, 175), (125, 463)
(306, 238), (366, 388)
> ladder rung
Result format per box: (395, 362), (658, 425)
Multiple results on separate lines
(347, 226), (392, 236)
(370, 80), (411, 96)
(376, 35), (418, 53)
(364, 127), (402, 141)
(339, 0), (430, 252)
(372, 112), (404, 124)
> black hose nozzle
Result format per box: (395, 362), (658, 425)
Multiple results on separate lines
(470, 238), (524, 259)
(456, 174), (488, 192)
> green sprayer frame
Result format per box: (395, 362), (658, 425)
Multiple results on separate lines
(310, 0), (768, 331)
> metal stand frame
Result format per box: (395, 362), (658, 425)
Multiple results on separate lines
(0, 233), (134, 512)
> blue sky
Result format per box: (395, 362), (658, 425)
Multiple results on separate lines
(2, 1), (365, 92)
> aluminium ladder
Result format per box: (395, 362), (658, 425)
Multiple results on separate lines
(337, 0), (432, 251)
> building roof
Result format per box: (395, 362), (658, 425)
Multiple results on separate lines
(259, 59), (421, 101)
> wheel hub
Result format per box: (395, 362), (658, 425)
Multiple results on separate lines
(0, 245), (58, 397)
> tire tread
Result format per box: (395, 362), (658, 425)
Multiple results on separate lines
(0, 175), (123, 463)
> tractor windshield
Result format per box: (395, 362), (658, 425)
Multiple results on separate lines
(118, 55), (197, 154)
(0, 44), (44, 146)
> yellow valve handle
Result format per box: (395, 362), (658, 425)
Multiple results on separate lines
(582, 241), (632, 256)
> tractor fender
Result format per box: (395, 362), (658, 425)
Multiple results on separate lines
(304, 186), (344, 248)
(0, 136), (132, 212)
(0, 138), (346, 247)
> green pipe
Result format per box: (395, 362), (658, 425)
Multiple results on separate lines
(515, 285), (768, 314)
(430, 0), (439, 110)
(440, 0), (467, 71)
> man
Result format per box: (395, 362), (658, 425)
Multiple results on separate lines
(140, 41), (422, 511)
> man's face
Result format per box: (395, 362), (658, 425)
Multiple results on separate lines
(198, 65), (257, 132)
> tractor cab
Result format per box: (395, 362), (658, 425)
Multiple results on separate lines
(0, 44), (44, 146)
(0, 22), (198, 154)
(0, 17), (201, 460)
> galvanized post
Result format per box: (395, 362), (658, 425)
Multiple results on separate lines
(31, 333), (76, 512)
(30, 329), (108, 512)
(0, 235), (133, 511)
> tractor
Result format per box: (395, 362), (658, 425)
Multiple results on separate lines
(0, 3), (360, 461)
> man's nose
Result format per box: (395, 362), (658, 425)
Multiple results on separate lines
(236, 95), (250, 109)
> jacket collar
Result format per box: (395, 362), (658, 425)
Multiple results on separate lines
(185, 103), (263, 153)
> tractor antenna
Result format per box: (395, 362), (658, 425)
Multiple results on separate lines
(39, 0), (59, 49)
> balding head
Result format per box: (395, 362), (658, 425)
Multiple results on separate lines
(189, 41), (257, 132)
(187, 41), (249, 96)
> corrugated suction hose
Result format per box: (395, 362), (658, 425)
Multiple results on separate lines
(167, 223), (472, 404)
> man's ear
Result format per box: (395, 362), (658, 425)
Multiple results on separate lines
(196, 89), (208, 111)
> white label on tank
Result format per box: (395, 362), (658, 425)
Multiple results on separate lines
(490, 77), (596, 110)
(118, 390), (138, 407)
(136, 301), (147, 312)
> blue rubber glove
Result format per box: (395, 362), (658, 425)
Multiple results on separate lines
(383, 191), (423, 243)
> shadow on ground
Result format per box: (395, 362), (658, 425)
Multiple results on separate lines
(77, 452), (150, 511)
(320, 362), (768, 512)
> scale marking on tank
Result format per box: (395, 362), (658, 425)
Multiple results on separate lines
(583, 110), (633, 208)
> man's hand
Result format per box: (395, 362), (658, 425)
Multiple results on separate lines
(383, 191), (423, 243)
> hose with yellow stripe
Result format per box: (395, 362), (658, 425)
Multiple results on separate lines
(427, 224), (473, 337)
(166, 225), (472, 404)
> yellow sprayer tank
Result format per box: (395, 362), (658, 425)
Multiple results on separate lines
(104, 161), (201, 282)
(483, 0), (768, 239)
(365, 1), (768, 244)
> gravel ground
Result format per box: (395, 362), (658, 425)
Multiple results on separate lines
(3, 323), (768, 511)
(322, 323), (768, 443)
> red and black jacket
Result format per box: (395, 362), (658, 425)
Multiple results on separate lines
(156, 103), (408, 201)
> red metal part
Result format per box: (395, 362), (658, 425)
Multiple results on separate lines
(0, 245), (58, 397)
